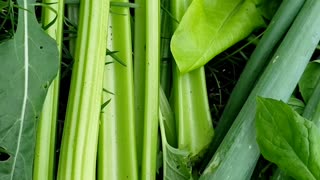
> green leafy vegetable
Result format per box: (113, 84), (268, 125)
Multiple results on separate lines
(170, 0), (265, 73)
(256, 97), (320, 180)
(0, 0), (59, 179)
(299, 60), (320, 103)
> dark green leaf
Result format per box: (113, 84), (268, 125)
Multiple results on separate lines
(0, 0), (59, 179)
(299, 60), (320, 103)
(256, 97), (320, 180)
(170, 0), (265, 73)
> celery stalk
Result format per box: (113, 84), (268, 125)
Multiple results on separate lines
(97, 1), (138, 179)
(141, 0), (160, 179)
(57, 0), (109, 179)
(33, 0), (64, 179)
(134, 0), (146, 169)
(171, 0), (214, 161)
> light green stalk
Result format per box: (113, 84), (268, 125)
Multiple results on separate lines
(171, 0), (214, 161)
(97, 1), (138, 179)
(57, 0), (109, 179)
(33, 0), (64, 180)
(134, 0), (146, 169)
(141, 0), (160, 179)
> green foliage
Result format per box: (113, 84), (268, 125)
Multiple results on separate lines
(299, 60), (320, 103)
(170, 0), (266, 73)
(0, 0), (59, 179)
(256, 97), (320, 180)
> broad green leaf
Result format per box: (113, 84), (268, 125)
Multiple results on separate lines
(299, 60), (320, 103)
(0, 0), (59, 179)
(170, 0), (265, 73)
(256, 97), (320, 180)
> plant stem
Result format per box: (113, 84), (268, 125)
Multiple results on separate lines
(133, 0), (146, 170)
(33, 0), (64, 180)
(57, 0), (109, 179)
(171, 0), (214, 162)
(205, 0), (305, 162)
(97, 0), (138, 179)
(141, 0), (160, 179)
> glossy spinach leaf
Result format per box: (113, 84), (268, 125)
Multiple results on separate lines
(256, 97), (320, 180)
(299, 60), (320, 103)
(171, 0), (265, 73)
(0, 0), (59, 179)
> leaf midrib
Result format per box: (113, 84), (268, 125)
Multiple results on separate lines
(10, 0), (29, 179)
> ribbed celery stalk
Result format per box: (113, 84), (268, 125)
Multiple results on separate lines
(206, 0), (305, 158)
(134, 0), (146, 169)
(201, 0), (320, 179)
(171, 0), (214, 161)
(97, 1), (138, 179)
(141, 0), (160, 179)
(33, 0), (64, 180)
(57, 0), (109, 179)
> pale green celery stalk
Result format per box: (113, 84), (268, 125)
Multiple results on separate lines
(97, 1), (138, 179)
(57, 0), (109, 179)
(206, 0), (305, 160)
(67, 3), (79, 55)
(201, 0), (320, 179)
(134, 0), (146, 169)
(141, 0), (160, 179)
(171, 0), (214, 161)
(160, 0), (172, 96)
(274, 78), (320, 180)
(33, 0), (64, 179)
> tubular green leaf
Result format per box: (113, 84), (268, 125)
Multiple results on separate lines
(141, 0), (160, 179)
(57, 0), (109, 179)
(33, 0), (64, 180)
(205, 0), (305, 160)
(201, 0), (320, 178)
(97, 1), (138, 179)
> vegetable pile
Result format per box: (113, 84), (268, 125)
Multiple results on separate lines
(1, 0), (320, 179)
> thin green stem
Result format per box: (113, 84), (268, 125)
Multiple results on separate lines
(141, 0), (160, 179)
(33, 0), (64, 180)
